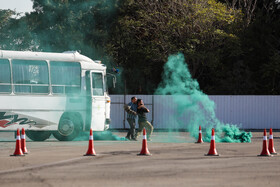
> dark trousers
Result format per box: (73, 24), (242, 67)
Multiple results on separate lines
(136, 121), (153, 139)
(126, 118), (136, 139)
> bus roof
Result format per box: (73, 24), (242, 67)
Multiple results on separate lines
(0, 50), (106, 70)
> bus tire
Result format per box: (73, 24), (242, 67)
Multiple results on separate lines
(26, 131), (52, 141)
(53, 113), (82, 141)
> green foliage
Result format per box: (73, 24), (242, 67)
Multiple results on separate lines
(0, 0), (279, 94)
(107, 0), (245, 94)
(1, 0), (119, 59)
(26, 0), (118, 58)
(241, 3), (280, 94)
(0, 10), (34, 50)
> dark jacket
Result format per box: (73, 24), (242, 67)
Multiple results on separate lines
(137, 105), (149, 122)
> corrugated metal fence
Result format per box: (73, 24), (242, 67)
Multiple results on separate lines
(110, 95), (280, 129)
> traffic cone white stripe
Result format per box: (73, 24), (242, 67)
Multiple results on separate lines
(199, 130), (202, 133)
(89, 135), (93, 140)
(263, 136), (267, 140)
(211, 135), (215, 140)
(143, 135), (147, 140)
(21, 134), (25, 139)
(269, 135), (273, 139)
(16, 135), (21, 140)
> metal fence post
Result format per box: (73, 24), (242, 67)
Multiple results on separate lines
(123, 80), (126, 129)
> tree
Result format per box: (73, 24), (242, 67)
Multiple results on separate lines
(24, 0), (119, 59)
(241, 0), (280, 94)
(107, 0), (244, 94)
(1, 0), (279, 94)
(0, 10), (34, 50)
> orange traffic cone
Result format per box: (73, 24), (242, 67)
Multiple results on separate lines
(84, 129), (96, 156)
(205, 128), (219, 156)
(258, 129), (271, 157)
(196, 126), (203, 143)
(21, 128), (28, 154)
(10, 129), (24, 156)
(138, 128), (151, 156)
(268, 128), (277, 155)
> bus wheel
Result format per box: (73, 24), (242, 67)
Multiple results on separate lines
(26, 131), (52, 141)
(53, 115), (81, 141)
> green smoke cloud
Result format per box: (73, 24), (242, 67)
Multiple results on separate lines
(155, 53), (252, 143)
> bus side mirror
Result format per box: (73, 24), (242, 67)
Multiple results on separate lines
(106, 73), (116, 88)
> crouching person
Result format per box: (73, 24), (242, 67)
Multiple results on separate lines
(136, 99), (153, 141)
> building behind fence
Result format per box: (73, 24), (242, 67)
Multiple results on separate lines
(110, 95), (280, 129)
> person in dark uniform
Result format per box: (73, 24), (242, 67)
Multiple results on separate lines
(123, 97), (138, 140)
(136, 99), (153, 141)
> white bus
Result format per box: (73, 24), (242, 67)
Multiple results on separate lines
(0, 50), (111, 141)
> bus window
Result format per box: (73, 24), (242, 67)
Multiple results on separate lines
(12, 60), (49, 94)
(92, 72), (104, 96)
(50, 61), (81, 94)
(0, 59), (11, 93)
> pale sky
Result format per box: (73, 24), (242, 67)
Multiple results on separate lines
(0, 0), (33, 13)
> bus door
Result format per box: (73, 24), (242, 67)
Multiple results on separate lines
(87, 71), (106, 131)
